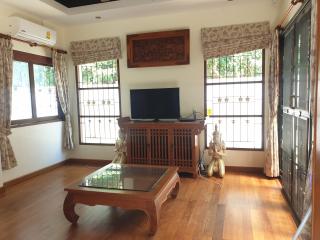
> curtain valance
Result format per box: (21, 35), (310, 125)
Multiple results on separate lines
(70, 37), (121, 65)
(201, 21), (271, 59)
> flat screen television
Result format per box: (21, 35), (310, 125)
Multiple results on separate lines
(130, 88), (180, 120)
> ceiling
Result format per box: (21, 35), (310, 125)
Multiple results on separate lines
(54, 0), (120, 8)
(0, 0), (261, 25)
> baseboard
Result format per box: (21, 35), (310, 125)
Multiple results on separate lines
(66, 158), (112, 166)
(4, 160), (67, 189)
(0, 186), (5, 196)
(225, 166), (264, 174)
(2, 159), (111, 191)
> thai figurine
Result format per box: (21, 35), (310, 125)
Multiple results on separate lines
(112, 129), (127, 164)
(207, 124), (226, 178)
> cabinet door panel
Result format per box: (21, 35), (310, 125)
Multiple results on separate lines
(128, 128), (148, 164)
(173, 128), (193, 167)
(150, 129), (169, 165)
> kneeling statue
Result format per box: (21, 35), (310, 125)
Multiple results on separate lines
(207, 124), (226, 178)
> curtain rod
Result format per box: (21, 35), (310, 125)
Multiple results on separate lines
(276, 0), (304, 30)
(0, 33), (67, 54)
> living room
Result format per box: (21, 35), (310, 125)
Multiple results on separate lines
(0, 0), (319, 239)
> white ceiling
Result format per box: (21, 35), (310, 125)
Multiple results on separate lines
(0, 0), (256, 25)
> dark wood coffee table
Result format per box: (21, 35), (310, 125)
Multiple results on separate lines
(63, 164), (180, 235)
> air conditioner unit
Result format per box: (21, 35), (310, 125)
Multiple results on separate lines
(8, 17), (57, 46)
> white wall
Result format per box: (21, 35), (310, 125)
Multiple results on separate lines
(0, 0), (305, 185)
(0, 3), (69, 183)
(66, 0), (281, 167)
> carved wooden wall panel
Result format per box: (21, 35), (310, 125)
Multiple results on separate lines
(127, 29), (190, 68)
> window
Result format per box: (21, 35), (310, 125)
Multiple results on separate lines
(205, 49), (264, 150)
(12, 51), (60, 126)
(76, 60), (121, 145)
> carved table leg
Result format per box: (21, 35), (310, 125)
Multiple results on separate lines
(171, 181), (180, 199)
(146, 201), (160, 236)
(63, 192), (79, 224)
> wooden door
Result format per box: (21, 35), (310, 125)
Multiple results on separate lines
(279, 1), (311, 221)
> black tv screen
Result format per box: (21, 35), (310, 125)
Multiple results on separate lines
(130, 88), (180, 120)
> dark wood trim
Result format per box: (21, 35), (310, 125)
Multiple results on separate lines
(0, 186), (5, 196)
(3, 160), (66, 189)
(1, 159), (112, 194)
(225, 166), (264, 174)
(11, 117), (63, 128)
(66, 158), (112, 166)
(28, 61), (37, 118)
(262, 50), (266, 150)
(117, 59), (122, 118)
(312, 0), (320, 238)
(75, 66), (81, 146)
(13, 50), (52, 66)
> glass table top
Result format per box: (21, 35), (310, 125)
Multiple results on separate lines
(79, 164), (168, 192)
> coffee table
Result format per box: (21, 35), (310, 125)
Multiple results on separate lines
(63, 164), (180, 235)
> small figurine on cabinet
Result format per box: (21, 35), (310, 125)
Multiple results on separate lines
(207, 124), (226, 178)
(112, 129), (127, 164)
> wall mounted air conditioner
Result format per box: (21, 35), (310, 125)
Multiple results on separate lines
(8, 17), (57, 46)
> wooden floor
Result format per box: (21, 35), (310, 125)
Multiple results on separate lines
(0, 164), (297, 240)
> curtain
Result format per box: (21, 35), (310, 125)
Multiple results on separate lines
(301, 0), (318, 238)
(0, 38), (16, 170)
(201, 21), (271, 59)
(70, 37), (121, 65)
(264, 29), (280, 178)
(52, 50), (74, 150)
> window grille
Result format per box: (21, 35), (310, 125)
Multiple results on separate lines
(77, 60), (121, 145)
(205, 49), (264, 149)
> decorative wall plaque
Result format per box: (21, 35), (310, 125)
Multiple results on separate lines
(127, 29), (190, 68)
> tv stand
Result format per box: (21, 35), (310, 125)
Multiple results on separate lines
(118, 117), (205, 177)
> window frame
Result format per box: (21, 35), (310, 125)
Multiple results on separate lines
(204, 49), (265, 151)
(75, 60), (122, 146)
(11, 51), (63, 128)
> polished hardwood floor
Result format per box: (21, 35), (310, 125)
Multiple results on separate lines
(0, 164), (297, 240)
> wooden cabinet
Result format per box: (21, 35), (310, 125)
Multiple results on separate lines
(118, 118), (204, 177)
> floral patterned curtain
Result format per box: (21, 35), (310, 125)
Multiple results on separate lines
(300, 0), (318, 238)
(201, 21), (271, 59)
(70, 37), (121, 65)
(52, 50), (74, 150)
(264, 29), (280, 178)
(0, 37), (17, 170)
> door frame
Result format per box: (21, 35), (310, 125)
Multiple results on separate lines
(312, 0), (320, 238)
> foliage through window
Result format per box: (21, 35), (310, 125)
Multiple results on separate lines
(77, 60), (121, 145)
(205, 49), (264, 149)
(12, 51), (60, 126)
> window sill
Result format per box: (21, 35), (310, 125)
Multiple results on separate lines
(226, 147), (265, 152)
(79, 142), (115, 146)
(11, 118), (63, 128)
(204, 147), (264, 151)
